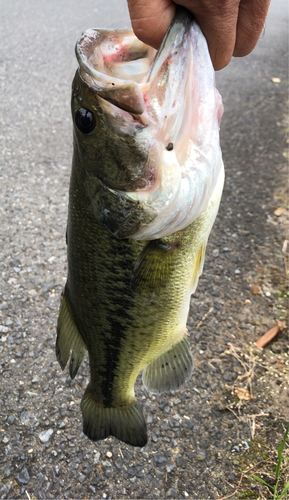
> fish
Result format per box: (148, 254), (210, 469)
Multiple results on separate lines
(56, 7), (224, 447)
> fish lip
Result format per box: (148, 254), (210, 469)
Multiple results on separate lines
(75, 28), (147, 115)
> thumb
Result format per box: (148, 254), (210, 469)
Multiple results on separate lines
(127, 0), (176, 49)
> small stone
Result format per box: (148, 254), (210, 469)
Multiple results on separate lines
(0, 326), (9, 333)
(28, 289), (37, 296)
(39, 428), (53, 443)
(42, 284), (54, 294)
(7, 415), (15, 424)
(20, 412), (31, 425)
(44, 482), (51, 493)
(16, 467), (30, 485)
(5, 468), (14, 478)
(155, 469), (163, 479)
(184, 419), (193, 429)
(78, 475), (85, 483)
(32, 375), (39, 383)
(5, 319), (13, 326)
(59, 421), (66, 429)
(176, 455), (187, 469)
(166, 488), (177, 498)
(89, 486), (96, 494)
(234, 269), (241, 275)
(196, 449), (206, 461)
(115, 459), (122, 470)
(2, 436), (9, 444)
(0, 482), (12, 497)
(94, 451), (100, 464)
(166, 465), (175, 473)
(154, 454), (167, 467)
(106, 451), (112, 458)
(228, 473), (237, 482)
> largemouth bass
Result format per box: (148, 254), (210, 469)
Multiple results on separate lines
(56, 7), (224, 447)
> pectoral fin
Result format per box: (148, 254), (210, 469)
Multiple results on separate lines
(191, 243), (206, 292)
(131, 238), (181, 292)
(142, 335), (194, 394)
(56, 288), (86, 379)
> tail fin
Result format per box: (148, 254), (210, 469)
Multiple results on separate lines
(81, 385), (147, 447)
(142, 335), (194, 394)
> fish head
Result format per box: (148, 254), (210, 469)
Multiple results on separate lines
(72, 29), (157, 193)
(73, 8), (224, 239)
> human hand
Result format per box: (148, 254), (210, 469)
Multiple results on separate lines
(127, 0), (271, 70)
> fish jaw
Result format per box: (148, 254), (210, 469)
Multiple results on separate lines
(75, 28), (156, 114)
(74, 9), (224, 240)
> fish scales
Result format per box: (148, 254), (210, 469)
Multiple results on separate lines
(56, 7), (224, 447)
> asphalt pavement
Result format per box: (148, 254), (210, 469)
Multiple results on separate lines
(0, 0), (288, 499)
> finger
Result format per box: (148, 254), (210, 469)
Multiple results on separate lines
(174, 0), (240, 70)
(127, 0), (176, 49)
(233, 0), (271, 57)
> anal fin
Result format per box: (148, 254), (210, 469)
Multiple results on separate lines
(142, 335), (194, 394)
(56, 288), (86, 379)
(81, 385), (147, 447)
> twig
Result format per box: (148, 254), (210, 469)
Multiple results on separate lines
(223, 478), (235, 489)
(218, 473), (243, 500)
(218, 459), (270, 500)
(282, 239), (288, 276)
(225, 406), (239, 419)
(196, 307), (213, 328)
(119, 447), (124, 459)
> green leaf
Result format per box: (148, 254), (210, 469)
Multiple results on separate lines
(280, 465), (289, 477)
(276, 423), (289, 479)
(252, 475), (274, 490)
(277, 479), (289, 500)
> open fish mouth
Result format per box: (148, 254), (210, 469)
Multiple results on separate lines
(76, 28), (156, 114)
(74, 7), (224, 240)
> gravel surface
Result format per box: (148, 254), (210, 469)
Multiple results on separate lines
(0, 0), (288, 499)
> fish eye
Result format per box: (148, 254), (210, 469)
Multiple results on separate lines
(75, 108), (96, 134)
